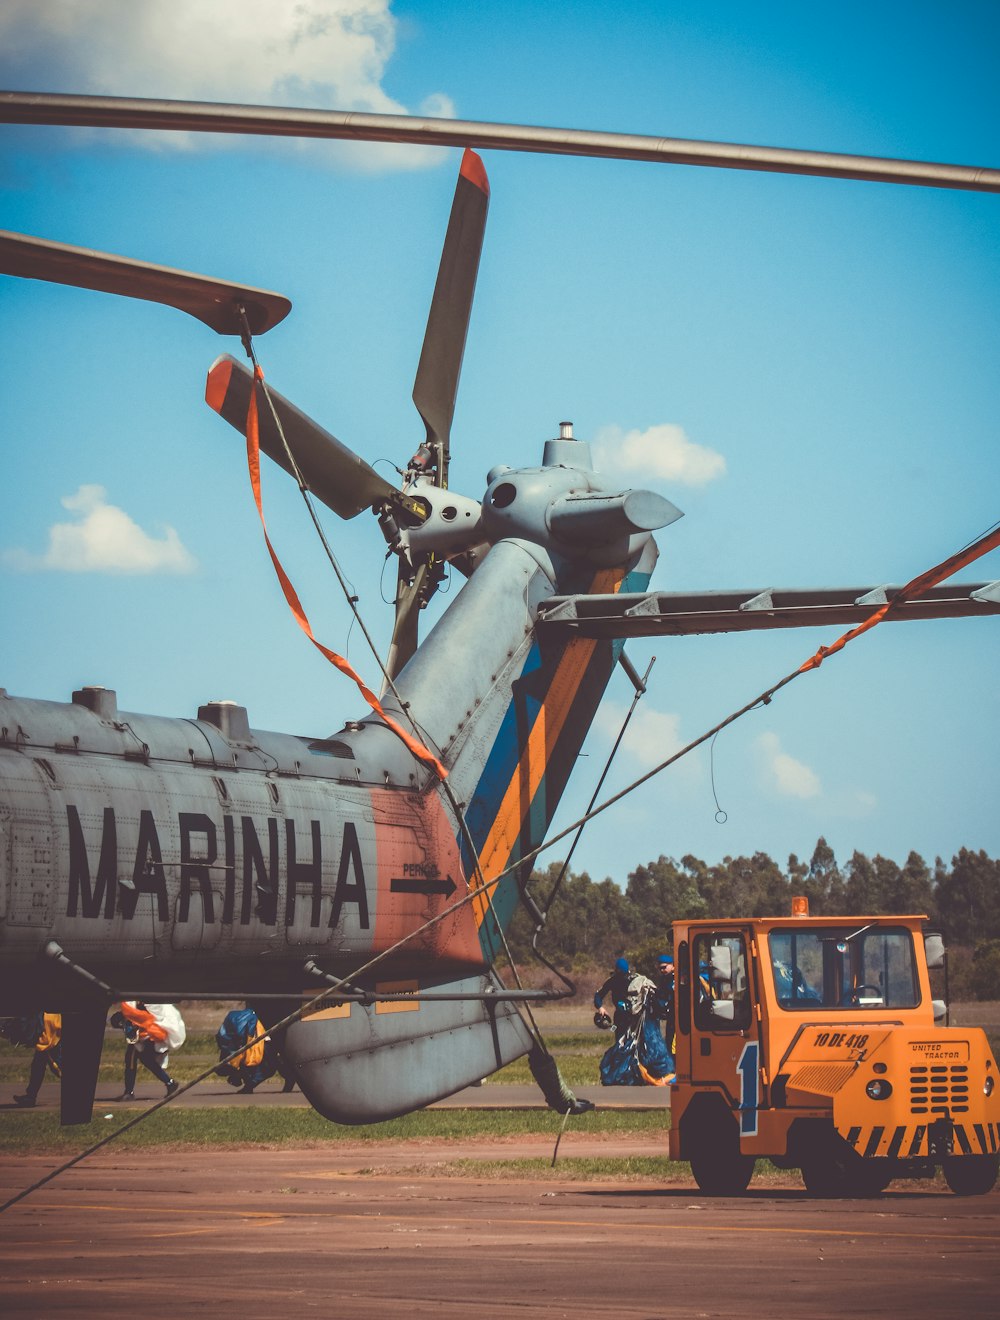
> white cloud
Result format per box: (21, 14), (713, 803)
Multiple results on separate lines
(755, 731), (821, 799)
(593, 423), (726, 488)
(823, 787), (878, 820)
(596, 701), (702, 783)
(0, 1), (454, 170)
(3, 485), (197, 575)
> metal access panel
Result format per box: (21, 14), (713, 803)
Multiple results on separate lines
(0, 806), (9, 920)
(7, 820), (53, 926)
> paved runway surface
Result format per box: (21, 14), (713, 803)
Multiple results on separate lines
(1, 1132), (997, 1318)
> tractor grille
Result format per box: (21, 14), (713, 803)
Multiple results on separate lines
(909, 1064), (970, 1116)
(786, 1063), (855, 1095)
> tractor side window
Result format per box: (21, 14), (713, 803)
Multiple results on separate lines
(692, 933), (751, 1031)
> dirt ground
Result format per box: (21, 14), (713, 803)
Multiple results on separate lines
(2, 1001), (997, 1316)
(1, 1137), (997, 1319)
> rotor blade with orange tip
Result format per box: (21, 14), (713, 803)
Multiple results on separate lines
(206, 354), (397, 519)
(387, 150), (490, 681)
(411, 148), (490, 478)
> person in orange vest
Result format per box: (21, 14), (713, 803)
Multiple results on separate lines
(10, 1012), (62, 1108)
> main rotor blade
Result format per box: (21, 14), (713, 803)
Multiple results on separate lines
(412, 149), (490, 474)
(3, 91), (999, 193)
(0, 230), (291, 335)
(206, 355), (397, 518)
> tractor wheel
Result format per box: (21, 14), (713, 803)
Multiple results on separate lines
(688, 1119), (756, 1195)
(800, 1135), (892, 1197)
(943, 1155), (999, 1197)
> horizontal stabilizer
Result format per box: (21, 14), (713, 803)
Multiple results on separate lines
(536, 582), (1000, 638)
(284, 971), (533, 1124)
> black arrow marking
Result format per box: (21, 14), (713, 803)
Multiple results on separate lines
(390, 875), (457, 898)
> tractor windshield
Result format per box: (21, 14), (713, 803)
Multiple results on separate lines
(767, 926), (920, 1011)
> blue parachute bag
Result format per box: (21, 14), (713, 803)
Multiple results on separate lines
(637, 1016), (674, 1080)
(600, 1028), (643, 1085)
(600, 1016), (674, 1085)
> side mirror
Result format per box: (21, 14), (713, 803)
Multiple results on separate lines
(932, 999), (948, 1024)
(710, 945), (733, 980)
(924, 933), (946, 971)
(709, 999), (735, 1021)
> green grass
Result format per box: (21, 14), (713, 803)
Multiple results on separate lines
(489, 1031), (606, 1087)
(1, 1027), (613, 1088)
(435, 1156), (792, 1182)
(0, 1032), (222, 1085)
(0, 1103), (667, 1154)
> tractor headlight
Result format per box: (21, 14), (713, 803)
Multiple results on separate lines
(985, 1076), (995, 1098)
(866, 1079), (893, 1101)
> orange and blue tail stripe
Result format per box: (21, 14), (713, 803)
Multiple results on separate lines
(462, 563), (650, 960)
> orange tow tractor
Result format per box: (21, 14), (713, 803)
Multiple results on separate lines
(668, 900), (1000, 1195)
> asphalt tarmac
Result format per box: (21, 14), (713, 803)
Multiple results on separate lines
(1, 1139), (997, 1319)
(3, 1076), (998, 1318)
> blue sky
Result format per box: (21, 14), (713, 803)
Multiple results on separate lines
(1, 0), (998, 890)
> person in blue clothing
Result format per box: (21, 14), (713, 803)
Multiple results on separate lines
(594, 958), (672, 1086)
(214, 1007), (275, 1093)
(594, 957), (641, 1034)
(214, 1006), (295, 1094)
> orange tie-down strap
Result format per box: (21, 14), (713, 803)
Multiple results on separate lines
(798, 523), (1000, 674)
(245, 366), (447, 781)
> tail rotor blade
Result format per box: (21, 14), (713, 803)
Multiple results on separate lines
(411, 149), (490, 481)
(206, 355), (398, 519)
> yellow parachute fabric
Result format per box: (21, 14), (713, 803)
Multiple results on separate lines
(36, 1013), (62, 1052)
(229, 1016), (267, 1070)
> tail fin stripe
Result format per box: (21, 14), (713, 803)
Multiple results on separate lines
(461, 647), (544, 857)
(453, 559), (652, 958)
(472, 633), (601, 927)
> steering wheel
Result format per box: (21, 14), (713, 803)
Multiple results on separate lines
(850, 984), (882, 1004)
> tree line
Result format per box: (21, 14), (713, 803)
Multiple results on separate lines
(506, 839), (1000, 1000)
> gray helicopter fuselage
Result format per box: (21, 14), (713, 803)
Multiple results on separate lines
(0, 686), (475, 1006)
(0, 441), (673, 1014)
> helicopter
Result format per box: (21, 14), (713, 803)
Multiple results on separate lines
(1, 92), (998, 1128)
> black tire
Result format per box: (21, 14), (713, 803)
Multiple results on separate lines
(800, 1133), (892, 1197)
(690, 1147), (756, 1195)
(943, 1155), (999, 1197)
(688, 1118), (756, 1195)
(801, 1158), (892, 1198)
